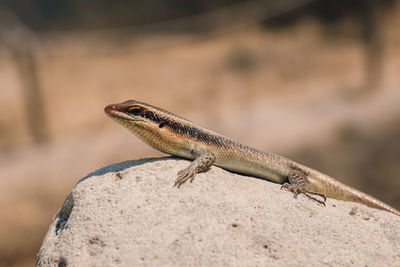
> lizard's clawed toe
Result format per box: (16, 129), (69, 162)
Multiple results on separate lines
(302, 191), (326, 206)
(282, 182), (326, 206)
(174, 168), (196, 188)
(281, 183), (300, 198)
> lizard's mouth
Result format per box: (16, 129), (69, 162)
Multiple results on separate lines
(104, 105), (126, 118)
(106, 109), (131, 121)
(105, 104), (147, 123)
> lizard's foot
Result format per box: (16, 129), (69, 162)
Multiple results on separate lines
(282, 169), (327, 206)
(174, 167), (196, 188)
(174, 148), (216, 188)
(281, 183), (326, 206)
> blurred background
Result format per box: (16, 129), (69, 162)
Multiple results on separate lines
(1, 0), (400, 265)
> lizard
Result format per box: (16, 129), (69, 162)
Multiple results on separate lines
(104, 99), (400, 216)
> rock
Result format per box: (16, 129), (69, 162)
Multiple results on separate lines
(37, 157), (400, 266)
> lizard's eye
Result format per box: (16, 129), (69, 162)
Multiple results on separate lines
(127, 107), (143, 116)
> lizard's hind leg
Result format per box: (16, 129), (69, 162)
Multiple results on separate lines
(281, 169), (327, 206)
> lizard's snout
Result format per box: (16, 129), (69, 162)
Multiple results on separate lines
(105, 100), (136, 114)
(104, 104), (115, 114)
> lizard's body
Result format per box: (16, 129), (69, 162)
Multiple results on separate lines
(105, 100), (400, 216)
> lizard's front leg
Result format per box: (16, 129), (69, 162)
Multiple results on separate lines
(174, 148), (216, 188)
(282, 169), (327, 206)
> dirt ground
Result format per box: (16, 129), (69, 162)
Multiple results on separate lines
(1, 3), (400, 266)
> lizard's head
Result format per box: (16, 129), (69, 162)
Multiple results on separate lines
(105, 99), (225, 156)
(104, 100), (168, 132)
(104, 100), (196, 154)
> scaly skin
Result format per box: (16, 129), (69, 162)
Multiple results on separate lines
(105, 100), (400, 216)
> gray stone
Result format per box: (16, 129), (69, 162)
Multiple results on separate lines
(37, 157), (400, 266)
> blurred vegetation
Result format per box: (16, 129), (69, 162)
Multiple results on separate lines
(1, 0), (393, 146)
(2, 0), (395, 31)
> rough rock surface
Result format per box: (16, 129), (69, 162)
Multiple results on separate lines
(37, 157), (400, 266)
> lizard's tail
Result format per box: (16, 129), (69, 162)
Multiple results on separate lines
(308, 173), (400, 217)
